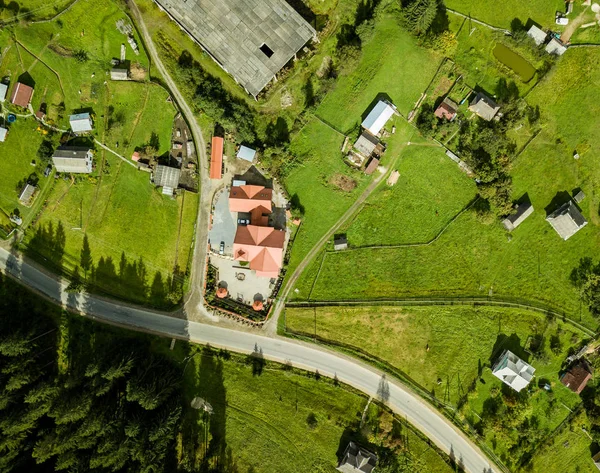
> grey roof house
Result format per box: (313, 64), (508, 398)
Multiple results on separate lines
(337, 442), (377, 473)
(469, 93), (500, 121)
(18, 184), (37, 206)
(361, 100), (396, 136)
(503, 202), (534, 232)
(153, 165), (181, 195)
(52, 147), (94, 173)
(154, 0), (316, 97)
(546, 37), (567, 56)
(110, 68), (129, 80)
(69, 113), (93, 133)
(527, 25), (547, 45)
(353, 131), (380, 158)
(546, 200), (587, 240)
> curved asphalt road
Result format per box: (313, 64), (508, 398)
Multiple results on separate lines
(0, 248), (495, 473)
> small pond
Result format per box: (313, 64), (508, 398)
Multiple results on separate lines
(493, 43), (536, 82)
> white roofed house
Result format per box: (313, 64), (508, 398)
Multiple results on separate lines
(546, 200), (587, 240)
(52, 146), (94, 173)
(69, 113), (93, 133)
(110, 68), (129, 81)
(153, 165), (181, 196)
(526, 25), (547, 46)
(337, 442), (377, 473)
(0, 83), (7, 101)
(0, 127), (7, 142)
(361, 100), (396, 136)
(492, 350), (535, 392)
(237, 145), (257, 162)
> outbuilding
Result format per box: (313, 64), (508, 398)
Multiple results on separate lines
(560, 361), (592, 394)
(10, 82), (34, 108)
(546, 200), (587, 240)
(237, 145), (257, 162)
(69, 113), (93, 133)
(0, 83), (7, 101)
(18, 184), (37, 206)
(210, 136), (224, 180)
(546, 37), (567, 56)
(0, 127), (7, 143)
(361, 100), (396, 136)
(527, 25), (547, 45)
(153, 164), (181, 195)
(503, 202), (534, 231)
(110, 68), (129, 80)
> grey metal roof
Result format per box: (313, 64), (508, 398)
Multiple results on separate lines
(0, 127), (7, 142)
(237, 145), (257, 162)
(154, 0), (315, 96)
(110, 68), (129, 80)
(154, 165), (181, 188)
(52, 146), (93, 173)
(527, 25), (547, 45)
(503, 202), (533, 231)
(361, 100), (396, 135)
(353, 131), (379, 158)
(19, 184), (36, 204)
(0, 83), (7, 101)
(337, 442), (377, 473)
(546, 38), (567, 56)
(546, 200), (587, 240)
(69, 113), (93, 133)
(469, 93), (500, 121)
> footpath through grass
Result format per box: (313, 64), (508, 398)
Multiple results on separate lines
(285, 304), (587, 469)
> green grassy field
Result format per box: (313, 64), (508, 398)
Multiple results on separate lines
(0, 0), (73, 22)
(170, 343), (454, 473)
(285, 304), (586, 468)
(445, 0), (565, 29)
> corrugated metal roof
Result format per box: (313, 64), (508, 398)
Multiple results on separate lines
(154, 165), (181, 188)
(69, 113), (93, 133)
(237, 145), (256, 162)
(361, 101), (395, 135)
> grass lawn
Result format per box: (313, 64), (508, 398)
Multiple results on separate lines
(445, 0), (565, 30)
(317, 15), (440, 130)
(284, 304), (586, 468)
(0, 0), (73, 22)
(169, 342), (454, 473)
(344, 144), (476, 246)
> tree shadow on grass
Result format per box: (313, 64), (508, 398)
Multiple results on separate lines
(489, 333), (527, 365)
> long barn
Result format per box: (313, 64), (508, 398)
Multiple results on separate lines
(155, 0), (316, 97)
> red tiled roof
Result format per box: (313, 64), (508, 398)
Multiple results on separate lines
(434, 102), (456, 120)
(210, 136), (224, 179)
(560, 362), (592, 394)
(229, 185), (272, 213)
(11, 83), (34, 108)
(233, 225), (285, 277)
(364, 157), (379, 175)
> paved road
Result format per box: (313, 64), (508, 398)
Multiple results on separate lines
(0, 247), (496, 473)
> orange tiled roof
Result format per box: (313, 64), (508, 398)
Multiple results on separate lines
(229, 185), (272, 213)
(210, 136), (224, 179)
(233, 225), (284, 277)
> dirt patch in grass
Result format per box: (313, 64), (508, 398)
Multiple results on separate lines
(330, 173), (357, 192)
(130, 62), (147, 81)
(48, 43), (73, 57)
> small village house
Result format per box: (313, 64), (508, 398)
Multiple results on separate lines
(110, 68), (129, 81)
(434, 97), (458, 121)
(237, 145), (256, 162)
(364, 157), (379, 175)
(502, 202), (534, 232)
(469, 92), (500, 121)
(18, 184), (36, 206)
(334, 235), (348, 251)
(574, 189), (585, 204)
(492, 350), (535, 392)
(361, 100), (396, 136)
(526, 25), (547, 45)
(0, 83), (7, 102)
(546, 200), (587, 240)
(69, 113), (93, 134)
(10, 82), (34, 108)
(210, 136), (224, 179)
(353, 131), (380, 159)
(153, 164), (181, 195)
(337, 442), (377, 473)
(52, 146), (93, 173)
(560, 361), (592, 394)
(546, 37), (567, 56)
(0, 127), (7, 143)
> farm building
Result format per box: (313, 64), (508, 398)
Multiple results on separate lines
(337, 441), (377, 473)
(0, 83), (7, 101)
(469, 92), (500, 121)
(154, 0), (315, 97)
(546, 200), (587, 240)
(0, 127), (7, 142)
(237, 145), (257, 162)
(574, 190), (586, 203)
(364, 157), (379, 175)
(560, 361), (592, 394)
(502, 202), (534, 231)
(209, 136), (224, 179)
(527, 25), (547, 45)
(434, 97), (458, 120)
(69, 113), (93, 133)
(333, 235), (348, 251)
(18, 184), (37, 206)
(52, 146), (93, 173)
(361, 100), (396, 136)
(10, 82), (34, 108)
(546, 37), (567, 56)
(492, 350), (535, 392)
(110, 68), (129, 80)
(233, 225), (285, 278)
(153, 165), (181, 195)
(353, 131), (380, 158)
(387, 170), (400, 186)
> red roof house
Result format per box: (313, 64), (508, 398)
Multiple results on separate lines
(434, 97), (458, 121)
(11, 83), (34, 108)
(233, 225), (285, 278)
(560, 361), (593, 394)
(210, 136), (224, 179)
(229, 185), (272, 214)
(364, 157), (379, 175)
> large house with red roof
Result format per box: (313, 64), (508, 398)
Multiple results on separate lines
(228, 184), (284, 278)
(11, 82), (34, 109)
